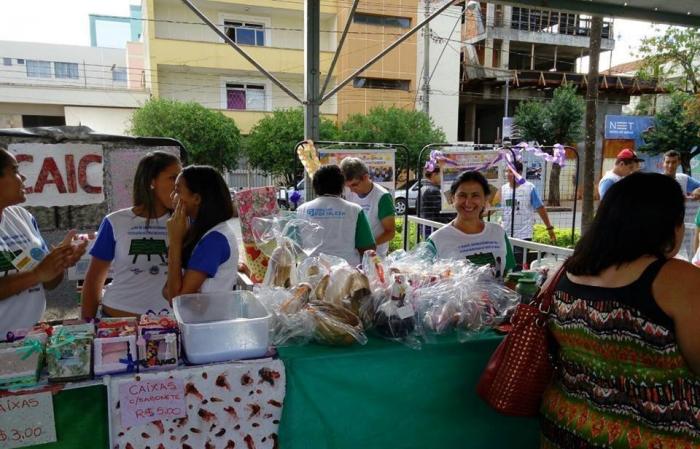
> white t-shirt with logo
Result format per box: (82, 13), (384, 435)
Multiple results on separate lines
(297, 196), (375, 267)
(500, 181), (543, 240)
(427, 221), (515, 278)
(345, 183), (395, 257)
(90, 208), (171, 314)
(186, 218), (239, 293)
(0, 206), (49, 337)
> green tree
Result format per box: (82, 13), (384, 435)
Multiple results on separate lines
(130, 98), (241, 172)
(338, 106), (446, 180)
(637, 27), (700, 94)
(513, 85), (584, 206)
(639, 91), (700, 173)
(244, 108), (338, 186)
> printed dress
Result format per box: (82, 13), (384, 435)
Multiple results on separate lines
(541, 259), (700, 449)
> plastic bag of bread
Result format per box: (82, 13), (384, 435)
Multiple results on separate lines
(306, 302), (367, 346)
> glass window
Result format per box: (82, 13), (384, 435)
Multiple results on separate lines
(26, 60), (52, 78)
(224, 21), (265, 46)
(112, 67), (127, 82)
(354, 13), (410, 28)
(352, 77), (410, 91)
(54, 62), (79, 79)
(225, 83), (266, 110)
(2, 58), (11, 66)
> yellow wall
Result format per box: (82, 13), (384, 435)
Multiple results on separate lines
(335, 0), (419, 121)
(221, 110), (337, 134)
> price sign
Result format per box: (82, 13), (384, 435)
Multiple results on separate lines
(0, 392), (57, 448)
(118, 378), (186, 428)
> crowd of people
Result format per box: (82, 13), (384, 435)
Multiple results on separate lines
(1, 142), (700, 447)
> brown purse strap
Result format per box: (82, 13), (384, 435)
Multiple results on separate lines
(533, 263), (568, 314)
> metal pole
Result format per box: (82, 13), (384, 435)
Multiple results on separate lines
(180, 0), (303, 104)
(321, 0), (458, 104)
(304, 0), (321, 201)
(504, 77), (509, 116)
(422, 0), (430, 115)
(320, 0), (359, 98)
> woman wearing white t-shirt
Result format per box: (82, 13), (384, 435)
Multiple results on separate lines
(166, 165), (239, 300)
(428, 170), (515, 279)
(82, 151), (182, 318)
(0, 147), (87, 336)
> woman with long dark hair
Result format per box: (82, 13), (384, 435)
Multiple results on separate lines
(427, 170), (515, 278)
(541, 172), (700, 448)
(166, 165), (238, 300)
(82, 151), (181, 318)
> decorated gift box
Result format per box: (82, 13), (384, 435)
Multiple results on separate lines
(94, 318), (138, 375)
(137, 312), (179, 371)
(0, 331), (47, 389)
(235, 187), (279, 283)
(47, 326), (93, 382)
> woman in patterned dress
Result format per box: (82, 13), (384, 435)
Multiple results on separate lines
(542, 172), (700, 448)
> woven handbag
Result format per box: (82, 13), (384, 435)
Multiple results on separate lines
(476, 265), (566, 417)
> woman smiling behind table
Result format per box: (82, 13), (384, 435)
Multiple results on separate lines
(166, 165), (239, 301)
(427, 170), (515, 278)
(81, 151), (181, 318)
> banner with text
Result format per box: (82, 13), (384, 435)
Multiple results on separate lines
(318, 149), (396, 193)
(438, 151), (505, 212)
(9, 143), (104, 207)
(0, 391), (57, 449)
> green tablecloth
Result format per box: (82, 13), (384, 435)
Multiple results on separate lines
(277, 331), (540, 449)
(40, 385), (109, 449)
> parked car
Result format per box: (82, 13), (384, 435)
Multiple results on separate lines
(393, 179), (431, 215)
(277, 180), (305, 210)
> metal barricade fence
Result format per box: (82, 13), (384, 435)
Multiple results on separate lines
(407, 215), (573, 267)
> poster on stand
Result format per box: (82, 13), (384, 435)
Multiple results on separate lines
(318, 149), (396, 193)
(438, 151), (505, 213)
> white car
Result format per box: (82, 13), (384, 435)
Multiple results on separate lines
(393, 179), (431, 215)
(277, 180), (305, 210)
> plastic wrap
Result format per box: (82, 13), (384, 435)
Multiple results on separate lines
(371, 273), (421, 349)
(254, 286), (315, 346)
(361, 250), (387, 290)
(307, 302), (367, 346)
(253, 214), (324, 288)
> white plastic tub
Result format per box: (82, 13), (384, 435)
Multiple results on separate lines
(173, 291), (271, 364)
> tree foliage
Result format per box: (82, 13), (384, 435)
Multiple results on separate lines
(338, 106), (446, 178)
(637, 27), (700, 94)
(130, 98), (241, 172)
(639, 91), (700, 172)
(244, 108), (338, 186)
(513, 85), (585, 205)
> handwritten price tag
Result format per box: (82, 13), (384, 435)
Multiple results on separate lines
(0, 392), (57, 449)
(118, 378), (186, 428)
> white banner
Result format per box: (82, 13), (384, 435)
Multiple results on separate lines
(9, 143), (104, 207)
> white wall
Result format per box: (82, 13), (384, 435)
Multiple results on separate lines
(0, 84), (148, 108)
(415, 2), (460, 141)
(65, 106), (137, 135)
(0, 40), (132, 90)
(153, 0), (336, 51)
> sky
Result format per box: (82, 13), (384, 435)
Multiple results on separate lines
(0, 0), (672, 71)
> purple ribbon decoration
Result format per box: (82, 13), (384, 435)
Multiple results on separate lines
(514, 143), (567, 167)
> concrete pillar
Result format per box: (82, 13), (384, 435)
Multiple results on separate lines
(501, 40), (510, 69)
(485, 38), (494, 68)
(463, 103), (476, 142)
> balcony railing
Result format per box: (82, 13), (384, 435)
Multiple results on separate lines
(491, 7), (612, 40)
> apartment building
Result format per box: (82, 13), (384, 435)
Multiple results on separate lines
(0, 40), (149, 133)
(141, 0), (460, 137)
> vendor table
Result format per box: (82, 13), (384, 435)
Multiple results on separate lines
(6, 331), (539, 448)
(278, 331), (539, 449)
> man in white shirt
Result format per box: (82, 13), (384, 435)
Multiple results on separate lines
(598, 149), (641, 199)
(340, 157), (395, 257)
(662, 150), (700, 199)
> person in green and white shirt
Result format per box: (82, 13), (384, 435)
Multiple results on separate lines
(297, 165), (375, 267)
(692, 208), (700, 267)
(340, 157), (395, 257)
(427, 170), (515, 279)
